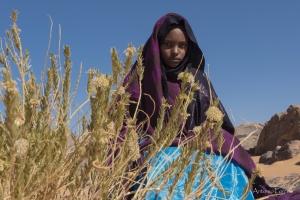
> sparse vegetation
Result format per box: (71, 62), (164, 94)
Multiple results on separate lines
(0, 11), (253, 199)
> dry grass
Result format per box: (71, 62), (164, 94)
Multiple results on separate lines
(0, 11), (255, 200)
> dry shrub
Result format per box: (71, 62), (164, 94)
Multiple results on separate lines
(0, 11), (253, 200)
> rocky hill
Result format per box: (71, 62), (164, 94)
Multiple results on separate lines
(254, 105), (300, 156)
(235, 122), (263, 154)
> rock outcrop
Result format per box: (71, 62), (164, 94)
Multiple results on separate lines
(254, 105), (300, 155)
(235, 123), (263, 154)
(267, 173), (300, 192)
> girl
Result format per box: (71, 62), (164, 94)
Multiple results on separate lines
(122, 13), (298, 199)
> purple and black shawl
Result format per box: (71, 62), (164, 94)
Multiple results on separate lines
(122, 13), (300, 199)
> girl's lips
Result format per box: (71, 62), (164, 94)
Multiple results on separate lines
(168, 60), (181, 67)
(170, 59), (180, 63)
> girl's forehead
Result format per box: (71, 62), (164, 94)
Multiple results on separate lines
(164, 28), (188, 41)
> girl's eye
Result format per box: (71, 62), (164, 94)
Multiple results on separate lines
(179, 44), (186, 48)
(165, 42), (172, 47)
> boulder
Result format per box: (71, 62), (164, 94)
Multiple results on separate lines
(234, 123), (263, 154)
(276, 140), (300, 161)
(259, 150), (274, 164)
(259, 140), (300, 164)
(254, 105), (300, 155)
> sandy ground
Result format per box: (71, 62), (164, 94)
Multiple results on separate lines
(252, 154), (300, 192)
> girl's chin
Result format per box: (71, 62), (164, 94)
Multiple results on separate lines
(168, 62), (181, 68)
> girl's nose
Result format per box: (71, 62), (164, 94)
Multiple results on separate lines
(172, 46), (179, 54)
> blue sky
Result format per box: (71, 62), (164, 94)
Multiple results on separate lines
(1, 1), (300, 126)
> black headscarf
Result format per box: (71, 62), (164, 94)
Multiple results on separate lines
(157, 15), (204, 99)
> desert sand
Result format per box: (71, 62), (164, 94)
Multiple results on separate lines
(252, 154), (300, 192)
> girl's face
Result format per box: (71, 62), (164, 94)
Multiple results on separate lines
(160, 26), (189, 68)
